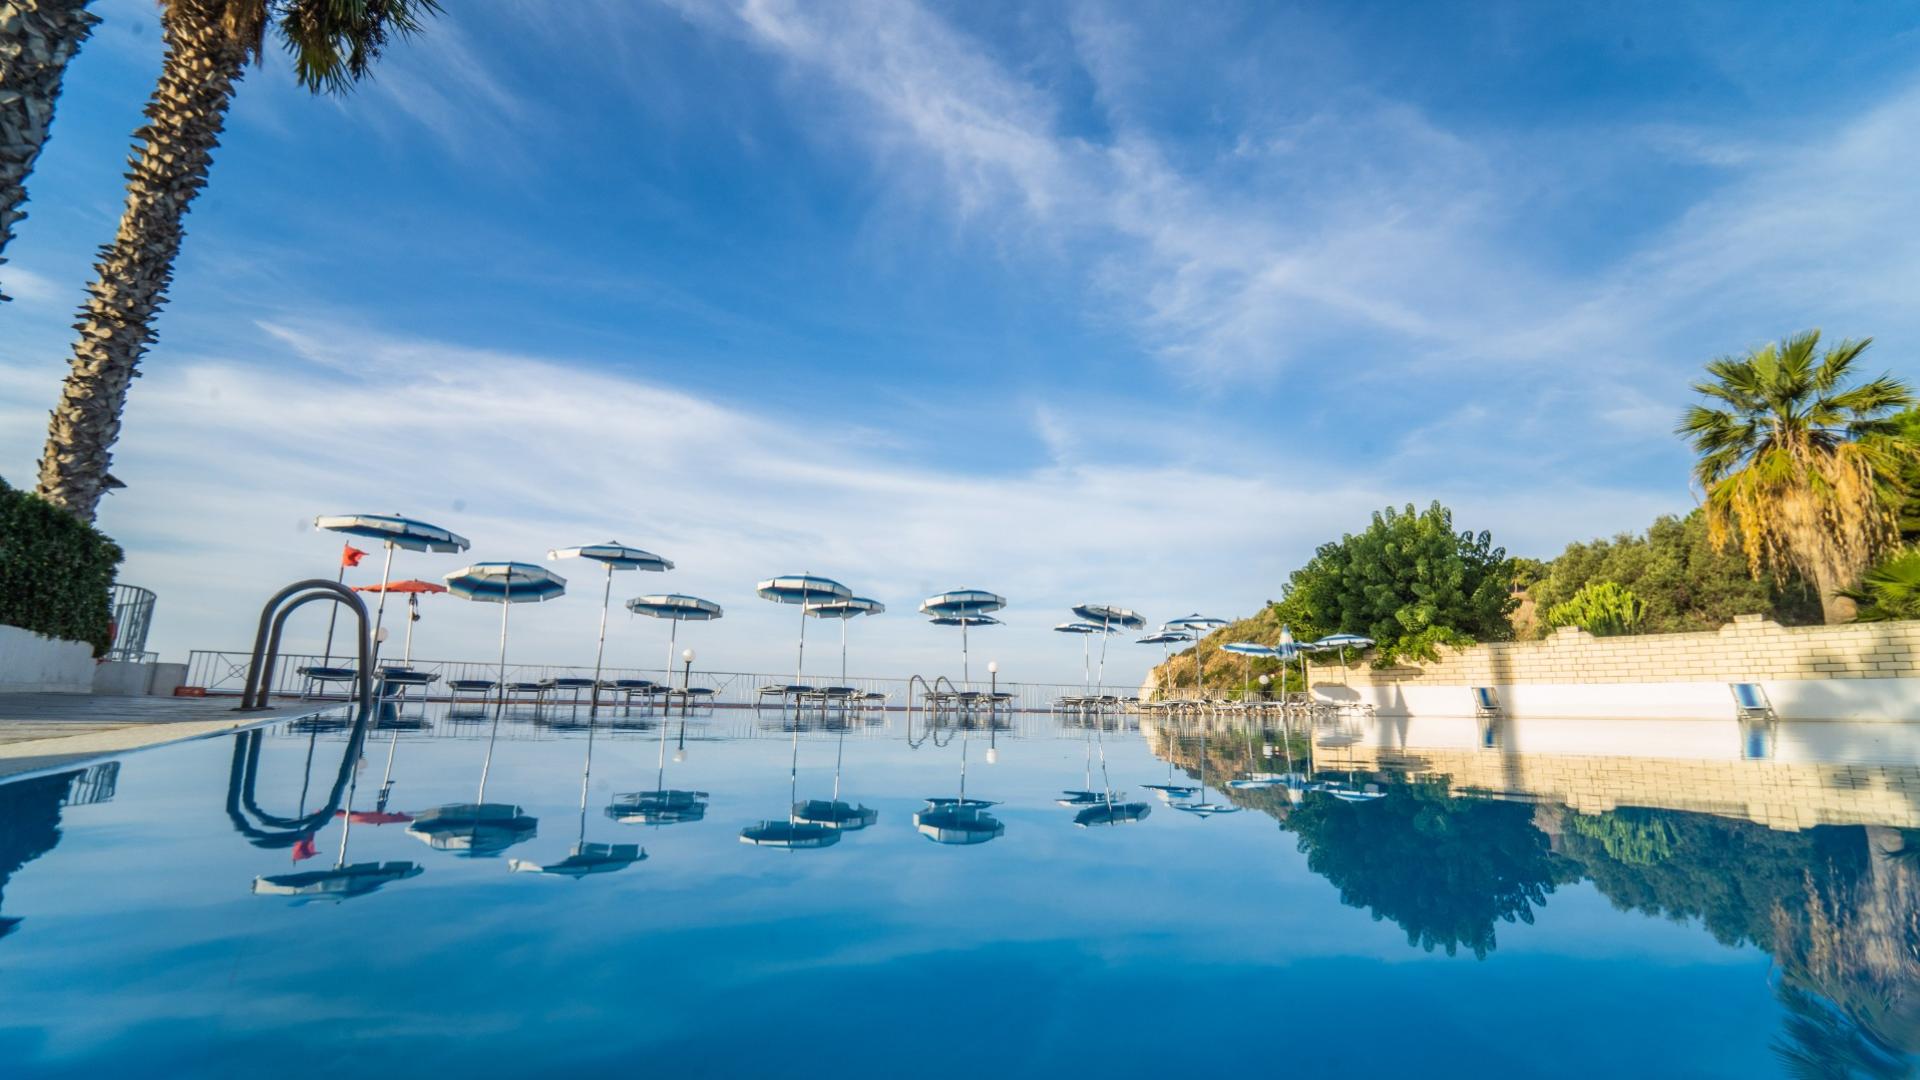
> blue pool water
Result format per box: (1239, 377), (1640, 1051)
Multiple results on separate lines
(1, 703), (1915, 1077)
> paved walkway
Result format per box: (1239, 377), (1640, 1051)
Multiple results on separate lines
(0, 694), (333, 780)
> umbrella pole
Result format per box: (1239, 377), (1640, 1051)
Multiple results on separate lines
(796, 600), (808, 684)
(370, 541), (396, 667)
(840, 618), (848, 685)
(590, 564), (613, 716)
(1082, 635), (1090, 694)
(1096, 616), (1111, 691)
(666, 619), (679, 716)
(378, 729), (399, 811)
(337, 753), (358, 871)
(323, 562), (346, 665)
(962, 620), (970, 685)
(403, 594), (417, 664)
(495, 594), (512, 711)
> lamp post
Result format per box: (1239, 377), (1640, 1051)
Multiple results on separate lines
(1259, 673), (1272, 702)
(986, 661), (1000, 764)
(681, 648), (695, 718)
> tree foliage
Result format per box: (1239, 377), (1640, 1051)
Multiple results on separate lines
(0, 475), (121, 653)
(1287, 778), (1572, 959)
(1528, 511), (1820, 635)
(1542, 580), (1646, 637)
(1272, 501), (1515, 667)
(1677, 331), (1915, 623)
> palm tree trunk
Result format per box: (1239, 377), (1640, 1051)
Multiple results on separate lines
(35, 5), (246, 522)
(1813, 563), (1860, 625)
(0, 0), (100, 291)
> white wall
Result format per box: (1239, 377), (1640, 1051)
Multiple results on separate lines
(0, 623), (96, 694)
(1318, 676), (1920, 723)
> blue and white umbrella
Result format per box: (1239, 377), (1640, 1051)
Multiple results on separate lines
(1309, 631), (1373, 685)
(757, 574), (852, 683)
(922, 589), (1006, 683)
(444, 563), (567, 707)
(1054, 621), (1111, 691)
(443, 562), (565, 808)
(1072, 603), (1145, 689)
(626, 594), (723, 689)
(1136, 628), (1193, 698)
(550, 542), (673, 709)
(317, 513), (470, 664)
(1219, 641), (1281, 701)
(805, 597), (886, 684)
(1164, 613), (1229, 697)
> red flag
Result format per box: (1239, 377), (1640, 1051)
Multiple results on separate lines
(292, 836), (318, 862)
(341, 544), (368, 568)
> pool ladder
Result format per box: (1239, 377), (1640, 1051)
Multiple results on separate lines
(238, 579), (374, 711)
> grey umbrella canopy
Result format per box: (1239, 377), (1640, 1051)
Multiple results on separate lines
(757, 574), (851, 685)
(626, 594), (723, 690)
(317, 513), (470, 665)
(1072, 604), (1145, 690)
(804, 596), (885, 684)
(1053, 621), (1111, 692)
(549, 542), (672, 712)
(1164, 613), (1229, 698)
(921, 589), (1006, 683)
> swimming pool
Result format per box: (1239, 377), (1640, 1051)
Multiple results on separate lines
(1, 703), (1912, 1077)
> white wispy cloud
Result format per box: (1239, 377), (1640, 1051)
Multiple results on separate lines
(0, 322), (1662, 680)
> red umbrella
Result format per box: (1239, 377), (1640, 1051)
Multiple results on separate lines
(352, 581), (447, 663)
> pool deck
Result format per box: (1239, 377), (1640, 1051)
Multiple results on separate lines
(0, 694), (334, 781)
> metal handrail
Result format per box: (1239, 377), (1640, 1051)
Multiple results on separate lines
(239, 580), (372, 711)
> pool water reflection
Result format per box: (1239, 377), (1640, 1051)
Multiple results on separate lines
(2, 703), (1918, 1077)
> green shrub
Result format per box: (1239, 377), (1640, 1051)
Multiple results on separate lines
(1839, 548), (1920, 622)
(1543, 580), (1646, 637)
(0, 477), (122, 655)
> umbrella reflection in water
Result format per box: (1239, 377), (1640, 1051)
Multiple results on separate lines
(254, 716), (422, 902)
(914, 712), (1003, 845)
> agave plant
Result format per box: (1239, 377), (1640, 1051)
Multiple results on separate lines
(1677, 331), (1916, 624)
(35, 0), (442, 522)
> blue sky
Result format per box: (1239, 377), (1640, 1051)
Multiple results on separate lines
(3, 1), (1918, 681)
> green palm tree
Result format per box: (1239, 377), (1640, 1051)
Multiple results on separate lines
(1839, 549), (1920, 623)
(0, 0), (101, 295)
(35, 0), (441, 522)
(1677, 331), (1915, 624)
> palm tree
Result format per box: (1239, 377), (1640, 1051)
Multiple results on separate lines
(1839, 549), (1920, 623)
(1, 0), (101, 293)
(34, 0), (441, 522)
(1677, 331), (1915, 624)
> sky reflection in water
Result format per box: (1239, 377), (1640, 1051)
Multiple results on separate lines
(1, 704), (1916, 1078)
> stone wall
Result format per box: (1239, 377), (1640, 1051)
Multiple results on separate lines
(1341, 615), (1920, 688)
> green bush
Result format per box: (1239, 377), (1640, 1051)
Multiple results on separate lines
(1543, 580), (1646, 637)
(1274, 501), (1516, 667)
(0, 477), (122, 655)
(1839, 548), (1920, 622)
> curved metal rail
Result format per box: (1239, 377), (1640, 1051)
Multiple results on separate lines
(239, 579), (373, 711)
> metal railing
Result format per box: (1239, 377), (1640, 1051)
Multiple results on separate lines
(184, 648), (1146, 713)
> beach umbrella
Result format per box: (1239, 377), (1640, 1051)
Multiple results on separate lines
(741, 716), (841, 850)
(1052, 621), (1109, 692)
(1310, 632), (1375, 685)
(550, 543), (673, 712)
(444, 562), (567, 711)
(804, 596), (886, 684)
(1220, 641), (1280, 702)
(1136, 628), (1194, 702)
(317, 514), (468, 663)
(921, 589), (1006, 684)
(510, 710), (646, 878)
(757, 574), (851, 685)
(626, 594), (723, 688)
(1072, 604), (1145, 690)
(351, 580), (446, 665)
(1165, 614), (1229, 698)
